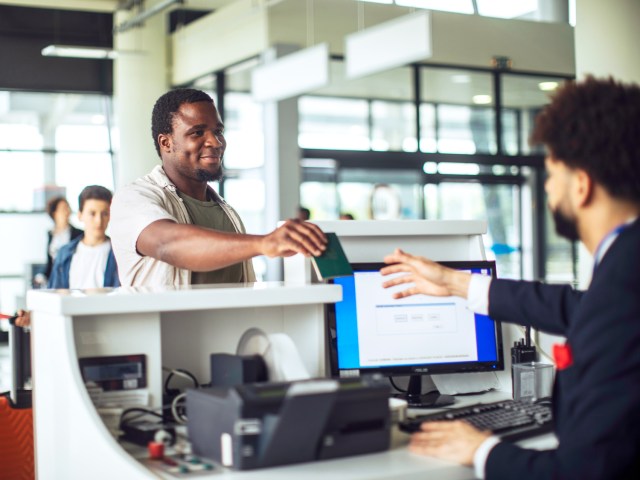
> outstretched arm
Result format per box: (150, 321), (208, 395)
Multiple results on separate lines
(137, 218), (327, 272)
(381, 248), (472, 299)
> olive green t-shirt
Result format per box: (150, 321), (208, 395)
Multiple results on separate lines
(177, 191), (244, 285)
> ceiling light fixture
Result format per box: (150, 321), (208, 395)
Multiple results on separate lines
(472, 94), (492, 105)
(41, 45), (117, 60)
(538, 81), (559, 91)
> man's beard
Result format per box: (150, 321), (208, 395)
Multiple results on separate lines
(195, 165), (223, 183)
(551, 205), (580, 242)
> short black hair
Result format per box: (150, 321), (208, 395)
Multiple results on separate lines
(298, 206), (311, 220)
(151, 88), (214, 157)
(531, 76), (640, 203)
(46, 196), (69, 219)
(78, 185), (112, 212)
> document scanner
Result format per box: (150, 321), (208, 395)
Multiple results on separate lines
(187, 376), (390, 470)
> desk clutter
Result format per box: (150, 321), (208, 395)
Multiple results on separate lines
(78, 326), (548, 475)
(78, 329), (391, 472)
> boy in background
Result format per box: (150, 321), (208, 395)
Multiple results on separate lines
(48, 185), (120, 289)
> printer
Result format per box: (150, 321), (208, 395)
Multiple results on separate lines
(187, 376), (390, 470)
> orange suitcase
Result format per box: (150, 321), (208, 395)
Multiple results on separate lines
(0, 316), (34, 480)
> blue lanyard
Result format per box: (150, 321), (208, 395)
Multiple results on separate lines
(593, 221), (633, 271)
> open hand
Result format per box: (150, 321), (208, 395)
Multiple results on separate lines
(381, 248), (468, 298)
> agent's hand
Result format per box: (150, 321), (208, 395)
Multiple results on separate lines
(261, 219), (327, 258)
(14, 309), (31, 328)
(381, 248), (471, 299)
(408, 420), (491, 466)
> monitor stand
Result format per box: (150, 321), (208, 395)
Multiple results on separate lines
(393, 374), (455, 409)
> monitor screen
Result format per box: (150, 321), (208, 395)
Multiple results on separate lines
(327, 261), (503, 382)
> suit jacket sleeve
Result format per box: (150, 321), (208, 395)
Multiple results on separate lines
(489, 278), (583, 335)
(484, 225), (640, 479)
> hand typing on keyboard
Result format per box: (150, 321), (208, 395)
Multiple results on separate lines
(400, 400), (553, 438)
(407, 420), (492, 466)
(399, 400), (554, 466)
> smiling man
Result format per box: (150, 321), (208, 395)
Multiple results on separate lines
(110, 89), (326, 287)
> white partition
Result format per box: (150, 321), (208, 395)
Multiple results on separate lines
(27, 282), (342, 479)
(284, 220), (487, 283)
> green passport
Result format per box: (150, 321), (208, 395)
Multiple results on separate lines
(311, 232), (353, 280)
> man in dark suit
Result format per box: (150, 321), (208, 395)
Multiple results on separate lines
(381, 76), (640, 480)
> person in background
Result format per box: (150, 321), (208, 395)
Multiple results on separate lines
(110, 88), (326, 287)
(381, 76), (640, 480)
(48, 185), (119, 289)
(339, 212), (355, 220)
(14, 186), (118, 328)
(297, 206), (311, 221)
(42, 196), (82, 283)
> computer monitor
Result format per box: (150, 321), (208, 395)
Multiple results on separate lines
(327, 261), (503, 408)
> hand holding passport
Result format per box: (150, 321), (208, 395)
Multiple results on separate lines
(311, 232), (353, 280)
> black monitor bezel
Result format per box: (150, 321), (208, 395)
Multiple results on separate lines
(326, 260), (504, 378)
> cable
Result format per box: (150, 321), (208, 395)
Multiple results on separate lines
(171, 392), (188, 424)
(162, 367), (199, 395)
(119, 407), (163, 424)
(389, 376), (407, 394)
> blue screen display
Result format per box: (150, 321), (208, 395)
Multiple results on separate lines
(331, 262), (501, 373)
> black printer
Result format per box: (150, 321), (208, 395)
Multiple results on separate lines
(187, 376), (390, 470)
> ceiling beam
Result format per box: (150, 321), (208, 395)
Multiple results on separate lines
(0, 0), (118, 12)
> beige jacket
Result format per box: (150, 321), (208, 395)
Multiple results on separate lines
(110, 165), (256, 287)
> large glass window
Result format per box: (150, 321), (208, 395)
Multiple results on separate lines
(0, 91), (114, 212)
(371, 101), (416, 152)
(501, 74), (568, 155)
(420, 68), (496, 154)
(425, 181), (522, 278)
(299, 96), (370, 150)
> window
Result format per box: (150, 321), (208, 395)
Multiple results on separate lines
(425, 182), (523, 278)
(0, 91), (114, 212)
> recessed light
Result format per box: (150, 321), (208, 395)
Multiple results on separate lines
(538, 81), (559, 91)
(472, 94), (492, 105)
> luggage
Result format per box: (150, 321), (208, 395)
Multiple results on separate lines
(0, 315), (34, 480)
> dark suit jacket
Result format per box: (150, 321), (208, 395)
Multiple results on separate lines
(485, 219), (640, 480)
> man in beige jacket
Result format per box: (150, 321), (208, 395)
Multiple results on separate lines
(111, 88), (326, 287)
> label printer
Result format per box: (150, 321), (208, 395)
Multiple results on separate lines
(187, 376), (390, 470)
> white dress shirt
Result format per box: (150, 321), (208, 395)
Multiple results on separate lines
(466, 273), (499, 479)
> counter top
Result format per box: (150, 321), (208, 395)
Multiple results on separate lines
(26, 281), (342, 316)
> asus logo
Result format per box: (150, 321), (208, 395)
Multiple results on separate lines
(414, 368), (429, 373)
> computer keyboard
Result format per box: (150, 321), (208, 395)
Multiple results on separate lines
(399, 399), (554, 441)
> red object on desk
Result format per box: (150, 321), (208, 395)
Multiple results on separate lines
(148, 441), (165, 460)
(553, 343), (573, 370)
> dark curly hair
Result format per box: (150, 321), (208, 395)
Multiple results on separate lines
(530, 76), (640, 203)
(46, 196), (69, 219)
(151, 88), (214, 158)
(78, 185), (112, 212)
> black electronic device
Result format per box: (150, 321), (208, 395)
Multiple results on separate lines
(79, 354), (146, 391)
(399, 399), (553, 441)
(120, 420), (176, 447)
(187, 376), (390, 470)
(327, 261), (504, 408)
(210, 353), (267, 387)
